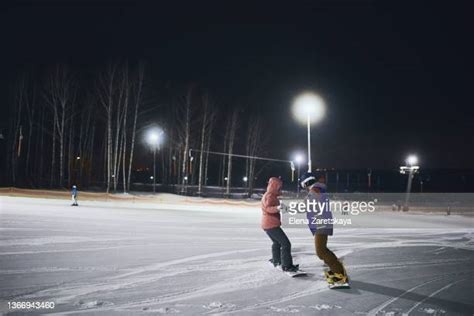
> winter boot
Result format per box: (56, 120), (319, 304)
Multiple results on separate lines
(282, 264), (299, 272)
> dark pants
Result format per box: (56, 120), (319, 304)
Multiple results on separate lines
(265, 227), (293, 268)
(314, 234), (344, 274)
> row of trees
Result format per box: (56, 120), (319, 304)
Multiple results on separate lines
(3, 61), (268, 195)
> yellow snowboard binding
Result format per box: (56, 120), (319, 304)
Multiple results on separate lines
(325, 262), (350, 289)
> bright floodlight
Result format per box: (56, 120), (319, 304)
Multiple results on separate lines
(294, 153), (304, 164)
(292, 92), (326, 125)
(146, 127), (164, 147)
(406, 155), (418, 166)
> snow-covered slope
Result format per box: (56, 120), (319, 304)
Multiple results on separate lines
(0, 196), (473, 315)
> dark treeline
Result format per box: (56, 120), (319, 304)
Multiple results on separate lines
(2, 60), (272, 195)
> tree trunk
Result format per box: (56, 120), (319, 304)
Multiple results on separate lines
(87, 125), (96, 187)
(25, 83), (35, 183)
(180, 86), (193, 194)
(122, 70), (129, 193)
(219, 120), (230, 187)
(68, 117), (73, 187)
(197, 94), (209, 195)
(10, 75), (27, 185)
(203, 117), (214, 186)
(107, 107), (112, 193)
(225, 110), (238, 196)
(127, 62), (144, 192)
(59, 103), (65, 187)
(38, 104), (45, 186)
(246, 117), (262, 197)
(50, 110), (57, 187)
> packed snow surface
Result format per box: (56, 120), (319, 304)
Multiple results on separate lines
(0, 196), (473, 315)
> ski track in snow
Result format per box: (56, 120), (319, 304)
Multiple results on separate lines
(404, 278), (466, 315)
(44, 252), (301, 313)
(5, 237), (473, 315)
(366, 274), (473, 316)
(19, 248), (267, 305)
(5, 237), (473, 314)
(366, 277), (446, 316)
(37, 248), (470, 315)
(1, 197), (473, 315)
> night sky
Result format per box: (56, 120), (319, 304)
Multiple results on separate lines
(1, 1), (473, 170)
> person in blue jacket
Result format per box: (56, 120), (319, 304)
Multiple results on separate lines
(300, 172), (348, 285)
(71, 185), (78, 206)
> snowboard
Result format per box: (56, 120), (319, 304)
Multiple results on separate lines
(285, 270), (308, 278)
(328, 281), (350, 289)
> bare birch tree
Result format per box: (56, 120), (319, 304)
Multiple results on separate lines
(179, 85), (193, 194)
(98, 63), (117, 193)
(44, 64), (77, 188)
(197, 92), (215, 195)
(203, 109), (216, 186)
(245, 116), (263, 196)
(127, 62), (145, 192)
(225, 109), (239, 196)
(8, 74), (27, 185)
(219, 119), (231, 187)
(24, 81), (36, 184)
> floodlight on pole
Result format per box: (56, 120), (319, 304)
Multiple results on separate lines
(292, 92), (326, 172)
(145, 127), (164, 193)
(400, 154), (420, 212)
(292, 152), (305, 195)
(294, 153), (304, 165)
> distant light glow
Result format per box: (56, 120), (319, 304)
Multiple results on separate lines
(406, 155), (418, 166)
(76, 156), (81, 160)
(150, 176), (154, 180)
(292, 92), (326, 125)
(243, 176), (248, 182)
(146, 127), (164, 147)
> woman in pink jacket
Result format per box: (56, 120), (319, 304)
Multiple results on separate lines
(261, 177), (299, 272)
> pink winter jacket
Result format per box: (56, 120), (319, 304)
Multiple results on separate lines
(261, 177), (283, 230)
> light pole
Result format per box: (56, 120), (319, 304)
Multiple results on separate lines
(292, 92), (325, 172)
(400, 154), (419, 212)
(293, 153), (304, 196)
(306, 112), (311, 172)
(153, 147), (156, 192)
(146, 127), (164, 193)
